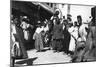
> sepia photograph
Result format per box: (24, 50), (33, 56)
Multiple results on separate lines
(10, 0), (96, 67)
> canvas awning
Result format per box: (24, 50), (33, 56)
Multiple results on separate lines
(32, 2), (54, 14)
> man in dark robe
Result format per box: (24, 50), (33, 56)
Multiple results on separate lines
(14, 20), (28, 59)
(62, 20), (71, 54)
(51, 18), (64, 52)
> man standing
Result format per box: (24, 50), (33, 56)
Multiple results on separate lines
(51, 18), (64, 52)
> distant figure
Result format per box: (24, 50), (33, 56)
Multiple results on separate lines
(33, 23), (44, 52)
(68, 23), (76, 52)
(77, 15), (88, 42)
(20, 16), (30, 40)
(63, 20), (71, 54)
(46, 20), (54, 48)
(11, 17), (28, 59)
(68, 21), (78, 40)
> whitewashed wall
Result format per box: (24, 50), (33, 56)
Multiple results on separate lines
(57, 4), (95, 23)
(58, 4), (68, 19)
(70, 5), (94, 23)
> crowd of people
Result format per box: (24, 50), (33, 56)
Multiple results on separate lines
(10, 9), (96, 67)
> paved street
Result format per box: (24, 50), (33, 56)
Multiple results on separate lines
(15, 48), (72, 66)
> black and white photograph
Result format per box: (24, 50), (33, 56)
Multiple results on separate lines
(10, 0), (96, 67)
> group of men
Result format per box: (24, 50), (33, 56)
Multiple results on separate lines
(33, 11), (83, 53)
(10, 9), (96, 67)
(33, 10), (96, 62)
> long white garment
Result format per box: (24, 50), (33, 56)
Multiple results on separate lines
(69, 36), (76, 51)
(79, 24), (88, 41)
(72, 27), (78, 40)
(33, 27), (43, 39)
(23, 30), (29, 40)
(68, 26), (78, 40)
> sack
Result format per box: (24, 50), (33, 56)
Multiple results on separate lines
(11, 42), (22, 58)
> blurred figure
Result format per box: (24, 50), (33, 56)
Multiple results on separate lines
(11, 16), (28, 58)
(51, 18), (64, 52)
(80, 15), (96, 62)
(77, 15), (88, 42)
(68, 21), (78, 40)
(72, 15), (90, 62)
(50, 9), (59, 22)
(62, 20), (71, 54)
(46, 20), (54, 49)
(33, 21), (44, 52)
(61, 16), (66, 24)
(20, 16), (30, 40)
(67, 14), (73, 24)
(68, 23), (76, 53)
(11, 16), (28, 67)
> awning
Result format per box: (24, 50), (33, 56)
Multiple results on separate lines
(32, 2), (54, 14)
(11, 1), (38, 16)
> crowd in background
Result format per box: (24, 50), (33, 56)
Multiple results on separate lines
(10, 8), (96, 67)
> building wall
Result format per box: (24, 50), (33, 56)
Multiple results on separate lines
(70, 5), (94, 23)
(57, 4), (94, 23)
(42, 2), (95, 23)
(57, 4), (68, 19)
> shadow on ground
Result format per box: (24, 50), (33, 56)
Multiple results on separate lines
(15, 57), (38, 66)
(36, 48), (50, 52)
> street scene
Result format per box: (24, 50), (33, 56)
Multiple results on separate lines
(10, 0), (96, 67)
